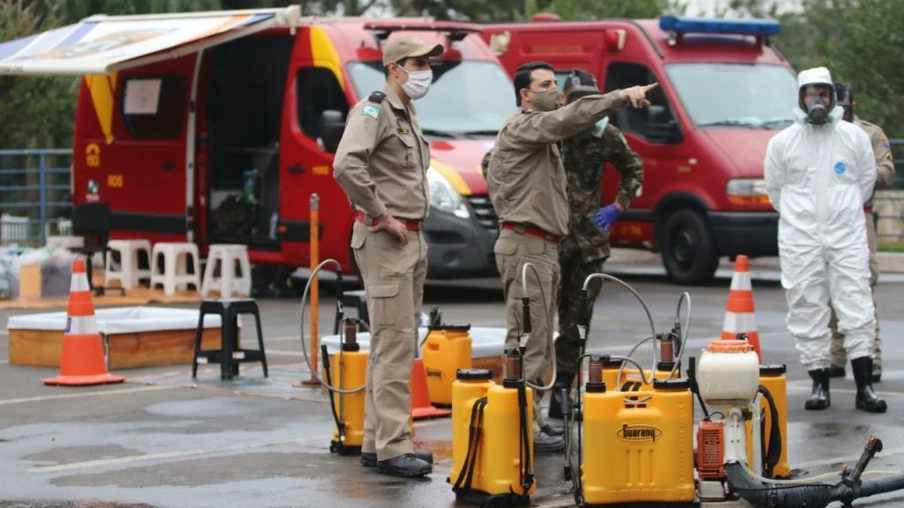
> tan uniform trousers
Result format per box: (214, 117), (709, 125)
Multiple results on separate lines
(494, 228), (560, 431)
(830, 210), (880, 366)
(352, 222), (427, 461)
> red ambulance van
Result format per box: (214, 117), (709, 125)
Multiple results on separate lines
(480, 15), (798, 284)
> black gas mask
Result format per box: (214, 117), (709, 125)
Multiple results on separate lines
(799, 84), (835, 125)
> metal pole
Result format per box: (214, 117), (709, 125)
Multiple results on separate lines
(39, 151), (47, 246)
(303, 193), (321, 386)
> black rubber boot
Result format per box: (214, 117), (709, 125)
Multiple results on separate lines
(828, 364), (846, 378)
(852, 357), (887, 413)
(805, 369), (830, 410)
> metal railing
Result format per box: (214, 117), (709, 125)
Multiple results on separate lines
(876, 139), (904, 242)
(0, 142), (902, 248)
(0, 149), (73, 247)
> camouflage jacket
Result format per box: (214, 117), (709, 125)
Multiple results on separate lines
(480, 120), (644, 264)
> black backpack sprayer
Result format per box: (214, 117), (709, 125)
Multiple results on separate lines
(448, 262), (560, 508)
(558, 272), (904, 508)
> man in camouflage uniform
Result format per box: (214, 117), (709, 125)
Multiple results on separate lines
(828, 82), (896, 383)
(550, 70), (644, 419)
(480, 69), (644, 421)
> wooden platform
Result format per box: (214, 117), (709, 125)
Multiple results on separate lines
(9, 328), (240, 370)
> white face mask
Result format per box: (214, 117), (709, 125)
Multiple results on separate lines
(398, 66), (433, 100)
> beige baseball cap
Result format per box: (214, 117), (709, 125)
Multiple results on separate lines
(382, 35), (444, 66)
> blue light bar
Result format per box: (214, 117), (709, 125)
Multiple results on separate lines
(659, 16), (780, 37)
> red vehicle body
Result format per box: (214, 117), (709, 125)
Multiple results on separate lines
(480, 15), (799, 284)
(4, 9), (515, 288)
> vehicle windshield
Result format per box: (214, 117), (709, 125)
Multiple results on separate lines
(347, 60), (515, 138)
(664, 63), (799, 130)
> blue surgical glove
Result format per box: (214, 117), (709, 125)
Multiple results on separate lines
(594, 204), (621, 230)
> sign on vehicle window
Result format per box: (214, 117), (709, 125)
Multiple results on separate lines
(123, 78), (162, 114)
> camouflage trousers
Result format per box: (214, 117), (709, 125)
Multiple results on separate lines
(555, 238), (605, 385)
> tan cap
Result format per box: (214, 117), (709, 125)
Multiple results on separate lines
(382, 35), (444, 66)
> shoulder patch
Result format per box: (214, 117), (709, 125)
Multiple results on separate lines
(883, 137), (891, 150)
(368, 91), (386, 103)
(362, 105), (381, 120)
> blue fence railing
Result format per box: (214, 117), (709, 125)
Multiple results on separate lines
(0, 149), (73, 247)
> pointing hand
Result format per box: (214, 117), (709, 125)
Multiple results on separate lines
(618, 82), (659, 108)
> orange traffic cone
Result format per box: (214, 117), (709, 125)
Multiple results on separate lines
(43, 258), (126, 387)
(410, 358), (451, 420)
(721, 255), (762, 363)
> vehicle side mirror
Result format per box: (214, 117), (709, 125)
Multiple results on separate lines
(643, 105), (682, 144)
(320, 109), (346, 153)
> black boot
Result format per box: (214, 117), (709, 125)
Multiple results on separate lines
(548, 382), (573, 420)
(852, 357), (887, 413)
(805, 369), (830, 410)
(828, 364), (846, 378)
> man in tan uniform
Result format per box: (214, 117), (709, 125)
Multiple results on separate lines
(332, 34), (443, 478)
(485, 60), (656, 452)
(828, 82), (896, 383)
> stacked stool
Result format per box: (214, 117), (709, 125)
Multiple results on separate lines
(200, 244), (252, 298)
(149, 242), (201, 295)
(105, 239), (152, 290)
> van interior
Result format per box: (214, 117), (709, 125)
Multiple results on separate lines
(203, 34), (293, 248)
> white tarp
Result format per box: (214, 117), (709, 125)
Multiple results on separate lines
(6, 306), (230, 334)
(0, 6), (301, 75)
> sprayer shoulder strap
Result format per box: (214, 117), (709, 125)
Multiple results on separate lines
(452, 396), (488, 494)
(759, 385), (783, 478)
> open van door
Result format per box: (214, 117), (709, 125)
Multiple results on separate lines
(0, 6), (301, 243)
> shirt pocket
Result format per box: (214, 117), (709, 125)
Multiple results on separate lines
(397, 133), (417, 168)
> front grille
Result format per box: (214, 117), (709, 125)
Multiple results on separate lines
(466, 194), (498, 231)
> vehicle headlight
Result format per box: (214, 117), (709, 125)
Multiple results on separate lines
(427, 167), (470, 219)
(726, 178), (770, 205)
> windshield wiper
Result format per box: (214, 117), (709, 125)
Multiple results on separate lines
(698, 119), (770, 129)
(420, 129), (460, 139)
(761, 118), (794, 128)
(459, 130), (499, 138)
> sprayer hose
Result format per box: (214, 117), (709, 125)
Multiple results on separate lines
(299, 259), (367, 395)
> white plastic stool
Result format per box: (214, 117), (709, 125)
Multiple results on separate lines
(149, 242), (201, 295)
(201, 244), (252, 298)
(105, 239), (152, 290)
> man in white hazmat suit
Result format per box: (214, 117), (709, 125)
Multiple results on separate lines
(764, 67), (887, 414)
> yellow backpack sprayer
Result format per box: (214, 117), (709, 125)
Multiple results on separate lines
(561, 273), (696, 506)
(298, 259), (366, 455)
(562, 272), (904, 508)
(299, 259), (414, 456)
(421, 310), (474, 407)
(448, 261), (559, 508)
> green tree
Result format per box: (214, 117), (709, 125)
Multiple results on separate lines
(0, 0), (77, 149)
(514, 0), (688, 22)
(392, 0), (528, 21)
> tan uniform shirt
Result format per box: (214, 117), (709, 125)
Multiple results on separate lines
(485, 91), (630, 237)
(333, 85), (431, 221)
(855, 117), (895, 208)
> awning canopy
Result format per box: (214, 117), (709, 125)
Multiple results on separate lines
(0, 6), (302, 76)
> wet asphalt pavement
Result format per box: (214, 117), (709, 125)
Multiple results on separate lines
(3, 260), (904, 508)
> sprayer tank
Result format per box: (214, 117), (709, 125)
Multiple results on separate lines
(697, 340), (760, 403)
